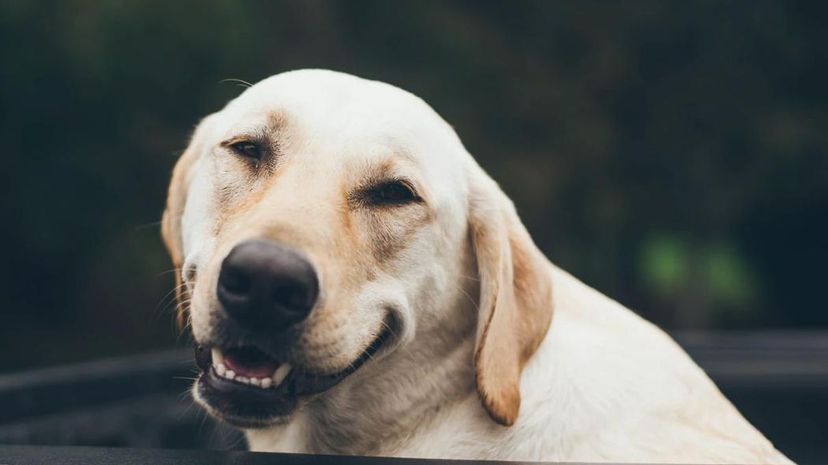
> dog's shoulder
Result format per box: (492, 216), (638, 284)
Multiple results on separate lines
(400, 265), (792, 463)
(520, 265), (789, 461)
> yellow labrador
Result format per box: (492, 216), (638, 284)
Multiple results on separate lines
(161, 69), (792, 463)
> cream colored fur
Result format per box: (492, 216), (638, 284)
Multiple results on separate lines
(163, 69), (793, 463)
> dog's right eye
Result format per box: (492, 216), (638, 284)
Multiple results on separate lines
(227, 140), (263, 161)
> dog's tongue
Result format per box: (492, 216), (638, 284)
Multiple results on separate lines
(223, 346), (281, 378)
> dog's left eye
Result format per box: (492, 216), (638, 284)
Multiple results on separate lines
(366, 180), (420, 206)
(228, 140), (263, 161)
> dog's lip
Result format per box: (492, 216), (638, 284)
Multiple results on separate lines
(194, 323), (394, 425)
(291, 325), (393, 395)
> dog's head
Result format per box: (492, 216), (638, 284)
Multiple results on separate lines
(162, 70), (552, 429)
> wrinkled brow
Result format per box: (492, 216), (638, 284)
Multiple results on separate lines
(346, 155), (428, 203)
(360, 158), (400, 183)
(220, 110), (291, 143)
(353, 156), (413, 188)
(267, 110), (290, 131)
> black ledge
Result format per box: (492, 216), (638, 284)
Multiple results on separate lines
(0, 444), (548, 465)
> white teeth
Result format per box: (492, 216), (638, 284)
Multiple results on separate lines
(272, 364), (292, 387)
(208, 349), (291, 390)
(211, 348), (224, 366)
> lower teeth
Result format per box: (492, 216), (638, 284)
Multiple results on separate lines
(209, 349), (291, 390)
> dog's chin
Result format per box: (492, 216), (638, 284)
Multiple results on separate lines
(193, 324), (394, 429)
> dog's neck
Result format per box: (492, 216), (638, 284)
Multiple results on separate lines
(309, 335), (476, 455)
(246, 297), (478, 455)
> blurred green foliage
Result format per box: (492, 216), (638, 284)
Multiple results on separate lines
(1, 0), (826, 372)
(639, 235), (761, 327)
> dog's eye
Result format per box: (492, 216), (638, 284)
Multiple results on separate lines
(228, 140), (262, 161)
(366, 180), (420, 206)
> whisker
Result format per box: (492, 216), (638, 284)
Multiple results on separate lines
(135, 220), (162, 231)
(155, 283), (186, 312)
(157, 268), (182, 277)
(219, 78), (253, 88)
(456, 273), (481, 282)
(154, 286), (190, 322)
(155, 278), (187, 303)
(453, 284), (477, 308)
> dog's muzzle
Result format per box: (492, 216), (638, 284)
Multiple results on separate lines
(193, 239), (394, 427)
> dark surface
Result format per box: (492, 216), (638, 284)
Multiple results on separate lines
(0, 445), (541, 465)
(0, 332), (826, 463)
(0, 351), (223, 450)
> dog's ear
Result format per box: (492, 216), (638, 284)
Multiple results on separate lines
(468, 171), (554, 426)
(161, 117), (211, 329)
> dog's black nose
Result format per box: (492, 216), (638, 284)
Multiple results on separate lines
(217, 240), (319, 330)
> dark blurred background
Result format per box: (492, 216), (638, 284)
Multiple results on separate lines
(1, 0), (826, 374)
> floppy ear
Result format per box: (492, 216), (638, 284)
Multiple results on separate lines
(469, 172), (554, 426)
(161, 118), (210, 329)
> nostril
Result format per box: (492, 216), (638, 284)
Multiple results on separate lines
(272, 284), (309, 310)
(219, 266), (251, 296)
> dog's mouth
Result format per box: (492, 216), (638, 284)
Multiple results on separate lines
(194, 326), (393, 428)
(200, 346), (292, 390)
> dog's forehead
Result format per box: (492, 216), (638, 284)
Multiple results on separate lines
(227, 70), (433, 127)
(213, 70), (470, 197)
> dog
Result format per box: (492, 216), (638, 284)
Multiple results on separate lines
(161, 69), (792, 463)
